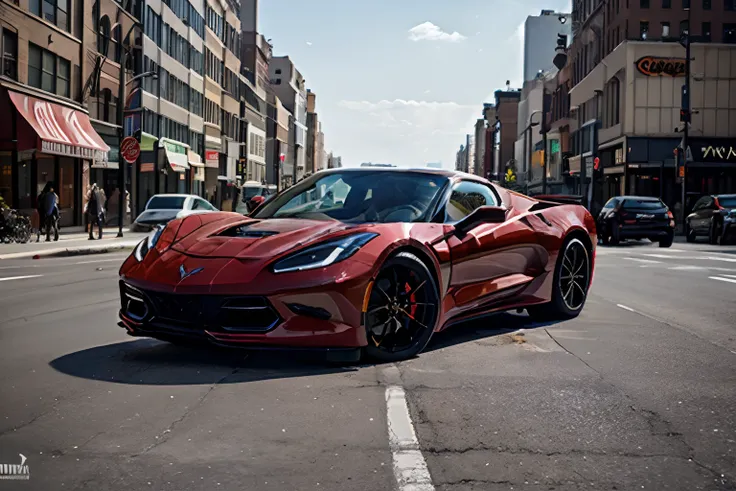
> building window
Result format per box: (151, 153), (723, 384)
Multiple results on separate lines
(662, 0), (671, 7)
(680, 20), (689, 35)
(640, 21), (649, 39)
(30, 0), (69, 31)
(683, 0), (690, 7)
(724, 23), (736, 42)
(661, 21), (671, 37)
(98, 15), (110, 56)
(1, 29), (18, 80)
(641, 0), (649, 7)
(28, 43), (70, 98)
(726, 0), (736, 11)
(144, 7), (161, 44)
(703, 0), (711, 9)
(111, 24), (121, 63)
(702, 22), (711, 41)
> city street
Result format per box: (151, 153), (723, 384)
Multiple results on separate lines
(0, 240), (735, 490)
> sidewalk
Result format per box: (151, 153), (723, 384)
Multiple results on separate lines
(0, 227), (148, 260)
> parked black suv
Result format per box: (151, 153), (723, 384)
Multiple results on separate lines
(685, 194), (736, 244)
(597, 196), (675, 247)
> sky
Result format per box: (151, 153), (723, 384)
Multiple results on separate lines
(260, 0), (572, 169)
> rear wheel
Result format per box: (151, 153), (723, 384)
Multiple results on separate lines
(609, 221), (621, 246)
(363, 252), (440, 362)
(659, 231), (674, 248)
(528, 237), (591, 322)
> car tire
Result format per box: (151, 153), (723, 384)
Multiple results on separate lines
(659, 232), (674, 248)
(610, 222), (620, 246)
(527, 237), (592, 322)
(708, 219), (720, 245)
(363, 251), (440, 363)
(685, 223), (696, 243)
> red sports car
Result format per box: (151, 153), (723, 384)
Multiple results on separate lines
(119, 168), (596, 362)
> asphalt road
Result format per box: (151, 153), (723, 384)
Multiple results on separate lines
(0, 239), (735, 490)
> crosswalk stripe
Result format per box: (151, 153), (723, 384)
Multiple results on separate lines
(0, 275), (43, 282)
(624, 257), (662, 264)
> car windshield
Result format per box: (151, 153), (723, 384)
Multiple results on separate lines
(718, 196), (736, 208)
(622, 199), (665, 210)
(253, 171), (447, 223)
(243, 187), (264, 199)
(146, 196), (187, 210)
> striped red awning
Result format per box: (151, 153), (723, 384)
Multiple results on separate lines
(9, 91), (110, 159)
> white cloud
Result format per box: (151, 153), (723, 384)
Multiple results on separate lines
(408, 22), (467, 42)
(306, 41), (313, 46)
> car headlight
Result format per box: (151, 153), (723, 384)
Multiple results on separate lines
(133, 225), (165, 262)
(272, 232), (378, 273)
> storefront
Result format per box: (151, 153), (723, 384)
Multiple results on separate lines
(0, 87), (109, 227)
(90, 132), (122, 225)
(189, 151), (205, 197)
(158, 138), (190, 195)
(135, 132), (159, 214)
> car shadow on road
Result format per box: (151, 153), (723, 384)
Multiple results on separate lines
(425, 311), (557, 353)
(49, 313), (558, 385)
(49, 338), (359, 386)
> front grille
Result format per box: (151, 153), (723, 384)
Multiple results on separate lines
(119, 281), (280, 333)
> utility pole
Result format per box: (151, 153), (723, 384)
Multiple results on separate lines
(541, 90), (549, 195)
(679, 5), (692, 231)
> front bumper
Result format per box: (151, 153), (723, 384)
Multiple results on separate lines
(118, 278), (370, 351)
(617, 224), (673, 239)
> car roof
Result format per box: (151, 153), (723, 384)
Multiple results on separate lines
(148, 194), (198, 199)
(715, 194), (736, 198)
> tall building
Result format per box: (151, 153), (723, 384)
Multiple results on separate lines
(473, 119), (486, 176)
(238, 0), (269, 184)
(269, 56), (307, 182)
(316, 122), (325, 173)
(0, 0), (123, 227)
(306, 89), (320, 174)
(492, 90), (521, 179)
(265, 91), (291, 189)
(327, 153), (342, 168)
(565, 0), (736, 219)
(523, 10), (571, 83)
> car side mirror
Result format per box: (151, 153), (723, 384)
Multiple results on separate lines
(454, 206), (507, 236)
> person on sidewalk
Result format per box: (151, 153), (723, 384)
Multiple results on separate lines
(86, 183), (106, 240)
(38, 183), (59, 242)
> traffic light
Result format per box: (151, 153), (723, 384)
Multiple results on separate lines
(556, 34), (568, 50)
(679, 109), (690, 122)
(593, 157), (600, 171)
(553, 34), (568, 70)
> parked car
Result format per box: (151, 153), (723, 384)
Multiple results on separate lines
(597, 196), (675, 247)
(131, 194), (218, 232)
(686, 194), (736, 244)
(234, 181), (276, 215)
(119, 168), (597, 362)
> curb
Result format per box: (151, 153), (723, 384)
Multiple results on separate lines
(0, 242), (138, 260)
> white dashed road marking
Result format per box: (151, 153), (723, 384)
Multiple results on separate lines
(709, 276), (736, 285)
(0, 275), (43, 282)
(386, 386), (434, 491)
(616, 304), (636, 313)
(624, 258), (662, 264)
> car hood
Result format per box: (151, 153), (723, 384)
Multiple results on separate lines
(169, 214), (366, 259)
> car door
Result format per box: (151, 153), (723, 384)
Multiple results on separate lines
(687, 197), (705, 232)
(692, 197), (712, 232)
(443, 181), (547, 313)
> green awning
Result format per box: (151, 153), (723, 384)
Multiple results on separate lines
(140, 132), (158, 152)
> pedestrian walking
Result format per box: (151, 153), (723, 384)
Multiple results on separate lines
(38, 182), (59, 242)
(86, 183), (106, 240)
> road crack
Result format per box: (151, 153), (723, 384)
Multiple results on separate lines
(129, 366), (241, 458)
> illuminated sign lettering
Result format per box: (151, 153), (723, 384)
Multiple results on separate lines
(702, 146), (736, 161)
(635, 56), (686, 77)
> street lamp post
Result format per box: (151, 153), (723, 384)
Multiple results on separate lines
(116, 22), (142, 238)
(679, 5), (693, 231)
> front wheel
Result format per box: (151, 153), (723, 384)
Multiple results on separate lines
(708, 219), (720, 245)
(363, 252), (440, 362)
(528, 237), (591, 322)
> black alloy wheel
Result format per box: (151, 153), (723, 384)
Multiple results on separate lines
(708, 218), (720, 245)
(363, 252), (439, 362)
(528, 237), (591, 321)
